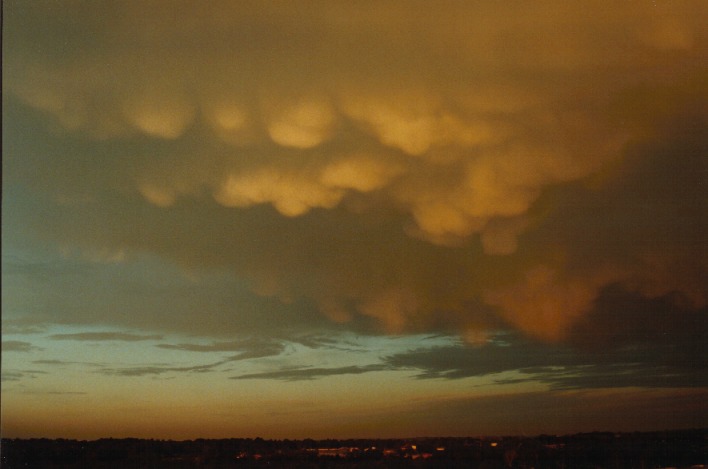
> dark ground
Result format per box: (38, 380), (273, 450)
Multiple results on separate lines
(2, 428), (706, 468)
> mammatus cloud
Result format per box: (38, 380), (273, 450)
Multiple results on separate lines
(3, 1), (707, 344)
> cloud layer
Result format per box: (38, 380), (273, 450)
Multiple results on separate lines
(3, 1), (707, 344)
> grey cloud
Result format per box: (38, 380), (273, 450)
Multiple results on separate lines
(156, 334), (374, 358)
(2, 256), (97, 279)
(32, 359), (105, 368)
(49, 332), (163, 342)
(566, 285), (708, 354)
(1, 369), (48, 382)
(384, 341), (573, 380)
(157, 341), (254, 352)
(23, 391), (89, 395)
(28, 356), (217, 377)
(384, 300), (708, 390)
(230, 364), (389, 381)
(157, 338), (285, 361)
(2, 341), (43, 352)
(1, 324), (47, 335)
(46, 391), (87, 395)
(2, 215), (328, 339)
(226, 345), (286, 361)
(533, 363), (708, 390)
(1, 372), (26, 382)
(99, 361), (223, 377)
(289, 335), (347, 350)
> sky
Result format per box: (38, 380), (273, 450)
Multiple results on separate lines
(2, 1), (707, 440)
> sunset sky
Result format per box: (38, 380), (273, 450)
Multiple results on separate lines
(2, 1), (707, 440)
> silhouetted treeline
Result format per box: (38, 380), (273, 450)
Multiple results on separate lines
(1, 428), (706, 468)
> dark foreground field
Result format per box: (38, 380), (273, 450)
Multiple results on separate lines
(2, 428), (706, 468)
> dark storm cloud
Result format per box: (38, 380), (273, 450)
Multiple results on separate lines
(534, 363), (708, 390)
(384, 341), (574, 380)
(567, 285), (708, 352)
(230, 364), (389, 381)
(384, 292), (708, 389)
(49, 332), (163, 342)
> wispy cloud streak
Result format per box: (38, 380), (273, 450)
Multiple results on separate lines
(2, 341), (43, 352)
(231, 364), (389, 381)
(49, 332), (163, 342)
